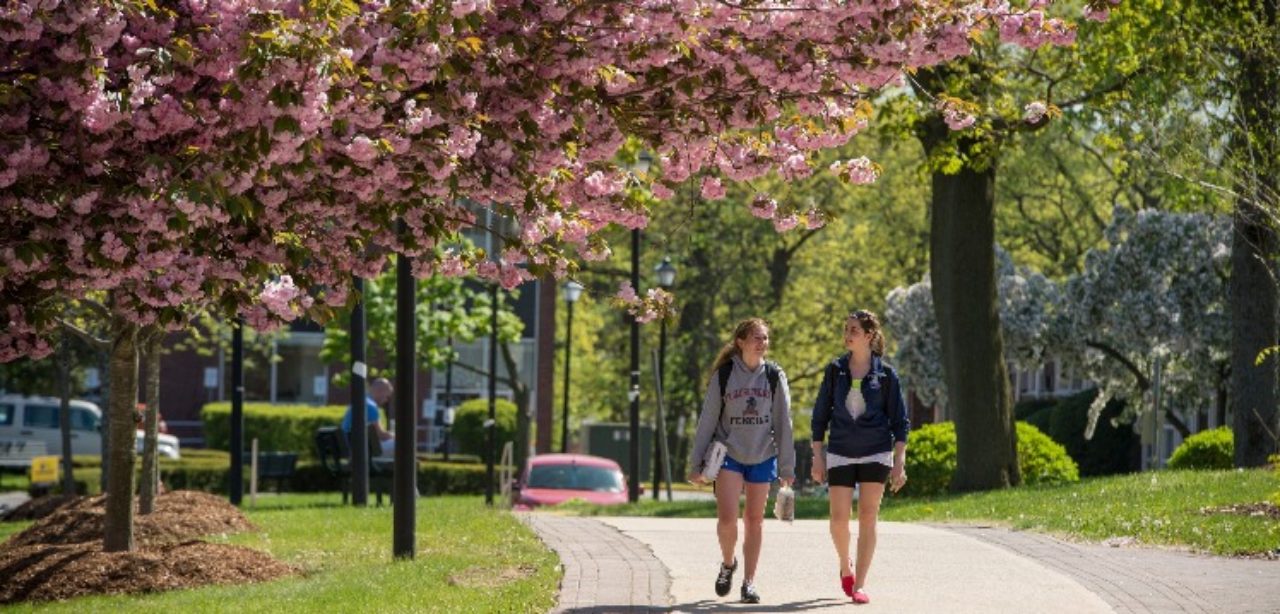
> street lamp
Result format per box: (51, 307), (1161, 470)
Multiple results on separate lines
(652, 258), (676, 499)
(560, 280), (584, 453)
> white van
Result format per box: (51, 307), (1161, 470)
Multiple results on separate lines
(0, 395), (180, 466)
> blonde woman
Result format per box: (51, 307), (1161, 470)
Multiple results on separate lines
(687, 318), (795, 604)
(810, 310), (909, 605)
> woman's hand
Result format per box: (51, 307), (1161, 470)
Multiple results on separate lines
(889, 464), (907, 493)
(687, 471), (706, 485)
(810, 456), (825, 484)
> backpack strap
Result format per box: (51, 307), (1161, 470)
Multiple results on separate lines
(764, 362), (780, 399)
(717, 361), (734, 421)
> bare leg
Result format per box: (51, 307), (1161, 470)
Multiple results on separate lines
(853, 481), (886, 591)
(741, 481), (770, 582)
(714, 470), (745, 566)
(828, 485), (855, 578)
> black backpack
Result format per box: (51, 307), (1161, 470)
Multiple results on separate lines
(717, 360), (781, 420)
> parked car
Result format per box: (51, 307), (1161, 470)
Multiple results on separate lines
(512, 453), (629, 510)
(0, 395), (181, 463)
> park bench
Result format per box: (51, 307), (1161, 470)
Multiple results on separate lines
(0, 439), (47, 470)
(242, 451), (299, 493)
(315, 426), (393, 506)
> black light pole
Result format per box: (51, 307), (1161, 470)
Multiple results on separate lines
(628, 227), (641, 503)
(485, 283), (498, 506)
(560, 281), (584, 453)
(626, 152), (651, 504)
(393, 222), (417, 560)
(652, 257), (676, 500)
(350, 275), (369, 506)
(229, 319), (244, 506)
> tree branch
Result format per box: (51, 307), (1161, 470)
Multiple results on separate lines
(57, 319), (109, 350)
(1084, 340), (1150, 390)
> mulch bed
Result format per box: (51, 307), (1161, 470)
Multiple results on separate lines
(1200, 502), (1280, 520)
(0, 490), (296, 604)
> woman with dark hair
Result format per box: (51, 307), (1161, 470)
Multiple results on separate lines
(810, 309), (909, 605)
(687, 317), (795, 605)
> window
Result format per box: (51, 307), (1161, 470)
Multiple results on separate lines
(71, 408), (99, 432)
(24, 405), (59, 429)
(0, 403), (12, 426)
(527, 464), (624, 493)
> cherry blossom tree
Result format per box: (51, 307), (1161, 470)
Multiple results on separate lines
(2, 0), (1108, 551)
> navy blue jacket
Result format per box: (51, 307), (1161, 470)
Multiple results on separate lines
(810, 354), (910, 458)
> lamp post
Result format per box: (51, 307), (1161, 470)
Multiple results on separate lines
(627, 151), (652, 503)
(652, 257), (675, 499)
(560, 281), (584, 453)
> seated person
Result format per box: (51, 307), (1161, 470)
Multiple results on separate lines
(341, 377), (395, 459)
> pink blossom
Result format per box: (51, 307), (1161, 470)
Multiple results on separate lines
(750, 194), (778, 219)
(830, 157), (881, 185)
(772, 214), (799, 232)
(1024, 101), (1049, 124)
(700, 176), (726, 200)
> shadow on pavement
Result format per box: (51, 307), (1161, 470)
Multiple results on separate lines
(667, 597), (849, 611)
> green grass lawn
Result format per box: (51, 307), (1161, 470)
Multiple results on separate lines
(1, 495), (558, 613)
(562, 468), (1280, 556)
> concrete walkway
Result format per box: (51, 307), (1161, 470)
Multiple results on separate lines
(526, 515), (1280, 613)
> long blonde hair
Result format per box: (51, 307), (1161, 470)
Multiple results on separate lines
(706, 318), (769, 384)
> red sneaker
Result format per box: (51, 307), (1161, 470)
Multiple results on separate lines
(852, 589), (870, 604)
(840, 573), (855, 597)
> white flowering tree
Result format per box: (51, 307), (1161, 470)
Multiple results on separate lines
(885, 247), (1062, 410)
(887, 209), (1231, 450)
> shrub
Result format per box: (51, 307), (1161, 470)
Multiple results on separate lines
(201, 402), (347, 460)
(1045, 389), (1139, 477)
(903, 421), (1079, 496)
(1167, 426), (1234, 470)
(1017, 422), (1080, 486)
(451, 398), (517, 457)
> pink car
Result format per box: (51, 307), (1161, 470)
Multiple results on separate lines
(513, 453), (629, 510)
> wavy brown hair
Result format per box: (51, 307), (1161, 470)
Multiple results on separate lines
(848, 309), (885, 357)
(706, 318), (769, 384)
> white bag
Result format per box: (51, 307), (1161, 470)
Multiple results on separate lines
(701, 440), (728, 481)
(773, 486), (795, 522)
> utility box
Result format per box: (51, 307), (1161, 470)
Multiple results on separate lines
(581, 421), (653, 483)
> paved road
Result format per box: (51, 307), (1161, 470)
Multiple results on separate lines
(526, 515), (1280, 613)
(0, 490), (30, 517)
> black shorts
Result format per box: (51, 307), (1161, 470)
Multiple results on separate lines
(827, 462), (890, 487)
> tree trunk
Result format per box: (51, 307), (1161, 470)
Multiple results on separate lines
(1229, 0), (1280, 467)
(139, 331), (161, 514)
(57, 334), (75, 496)
(927, 139), (1021, 492)
(500, 340), (532, 470)
(103, 316), (139, 552)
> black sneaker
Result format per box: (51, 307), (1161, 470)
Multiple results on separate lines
(741, 581), (760, 604)
(714, 559), (737, 597)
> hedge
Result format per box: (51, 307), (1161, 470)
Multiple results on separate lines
(451, 398), (517, 457)
(1167, 426), (1233, 470)
(47, 452), (506, 497)
(201, 402), (348, 460)
(904, 421), (1079, 496)
(1011, 390), (1140, 477)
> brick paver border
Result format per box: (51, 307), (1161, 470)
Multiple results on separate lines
(943, 525), (1279, 614)
(523, 514), (671, 613)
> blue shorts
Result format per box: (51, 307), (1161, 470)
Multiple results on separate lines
(721, 455), (778, 484)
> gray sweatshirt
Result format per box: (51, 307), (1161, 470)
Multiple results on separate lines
(689, 355), (796, 479)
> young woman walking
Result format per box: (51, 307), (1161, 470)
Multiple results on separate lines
(687, 317), (795, 604)
(810, 309), (909, 605)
